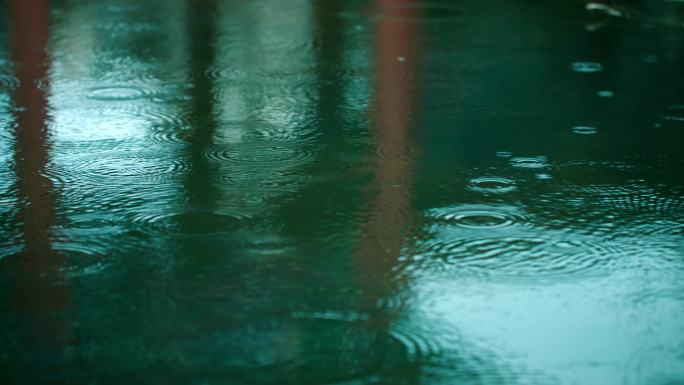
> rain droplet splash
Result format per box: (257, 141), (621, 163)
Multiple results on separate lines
(467, 177), (517, 194)
(414, 235), (622, 282)
(510, 156), (548, 169)
(86, 85), (150, 101)
(426, 204), (528, 230)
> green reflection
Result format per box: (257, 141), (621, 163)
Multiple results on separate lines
(1, 0), (684, 384)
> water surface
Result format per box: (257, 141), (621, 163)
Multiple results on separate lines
(1, 0), (683, 384)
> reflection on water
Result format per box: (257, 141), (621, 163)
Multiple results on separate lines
(1, 0), (684, 384)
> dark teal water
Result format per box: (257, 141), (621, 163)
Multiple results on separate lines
(1, 0), (684, 384)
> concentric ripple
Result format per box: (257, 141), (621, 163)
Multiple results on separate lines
(0, 241), (110, 279)
(86, 84), (151, 101)
(426, 204), (528, 230)
(54, 242), (111, 278)
(148, 126), (195, 145)
(467, 177), (517, 194)
(623, 219), (684, 240)
(510, 156), (548, 169)
(4, 167), (66, 200)
(577, 184), (684, 220)
(599, 189), (684, 217)
(204, 65), (248, 83)
(136, 108), (194, 129)
(389, 322), (444, 361)
(133, 211), (248, 236)
(204, 144), (316, 166)
(252, 122), (319, 144)
(571, 62), (604, 73)
(68, 152), (191, 184)
(416, 235), (619, 282)
(62, 213), (125, 236)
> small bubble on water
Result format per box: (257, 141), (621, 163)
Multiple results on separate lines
(571, 62), (603, 73)
(597, 90), (614, 97)
(496, 151), (513, 158)
(536, 173), (553, 180)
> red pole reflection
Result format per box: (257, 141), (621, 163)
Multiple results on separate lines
(12, 0), (53, 251)
(355, 0), (421, 301)
(10, 0), (72, 365)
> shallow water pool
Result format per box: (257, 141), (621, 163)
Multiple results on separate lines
(1, 0), (683, 384)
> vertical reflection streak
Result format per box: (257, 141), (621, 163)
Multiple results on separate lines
(12, 0), (52, 247)
(10, 0), (72, 376)
(355, 0), (421, 302)
(313, 0), (344, 146)
(184, 0), (218, 208)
